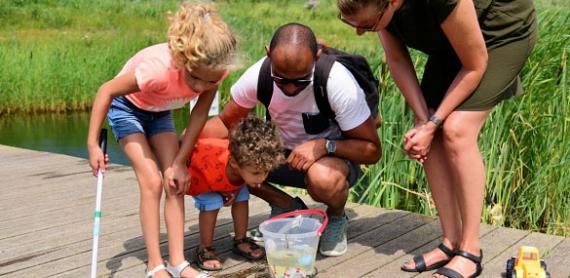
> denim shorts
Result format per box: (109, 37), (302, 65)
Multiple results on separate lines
(107, 96), (175, 141)
(192, 185), (249, 212)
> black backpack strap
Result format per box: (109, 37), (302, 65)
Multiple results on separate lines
(256, 57), (273, 121)
(313, 53), (336, 120)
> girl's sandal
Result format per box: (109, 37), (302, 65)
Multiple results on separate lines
(195, 246), (223, 272)
(232, 237), (266, 261)
(146, 263), (168, 278)
(166, 259), (211, 278)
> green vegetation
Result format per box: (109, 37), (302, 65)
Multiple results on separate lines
(1, 0), (569, 235)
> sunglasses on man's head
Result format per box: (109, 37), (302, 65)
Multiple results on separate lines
(270, 67), (314, 88)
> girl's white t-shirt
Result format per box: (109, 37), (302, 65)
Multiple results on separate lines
(231, 58), (371, 150)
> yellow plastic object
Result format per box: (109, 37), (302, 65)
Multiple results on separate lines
(505, 246), (550, 278)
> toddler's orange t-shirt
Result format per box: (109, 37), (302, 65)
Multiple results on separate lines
(186, 138), (243, 196)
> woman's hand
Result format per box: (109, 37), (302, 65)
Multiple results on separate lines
(88, 145), (109, 176)
(403, 122), (438, 163)
(164, 161), (190, 195)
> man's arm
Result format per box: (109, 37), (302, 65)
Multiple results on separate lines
(333, 117), (381, 164)
(199, 99), (253, 139)
(288, 117), (381, 171)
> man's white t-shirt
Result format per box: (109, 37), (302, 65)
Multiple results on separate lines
(231, 58), (371, 150)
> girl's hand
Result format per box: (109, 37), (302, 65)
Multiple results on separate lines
(88, 146), (109, 176)
(164, 162), (190, 195)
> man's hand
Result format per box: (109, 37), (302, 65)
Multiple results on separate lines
(164, 161), (190, 195)
(288, 138), (327, 171)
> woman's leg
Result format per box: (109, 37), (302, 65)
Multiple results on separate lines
(120, 134), (169, 277)
(403, 131), (461, 270)
(434, 110), (490, 277)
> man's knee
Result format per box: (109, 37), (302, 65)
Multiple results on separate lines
(306, 158), (349, 201)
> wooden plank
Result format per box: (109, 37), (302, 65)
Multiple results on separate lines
(541, 238), (570, 278)
(0, 197), (264, 275)
(375, 224), (496, 277)
(48, 203), (274, 278)
(2, 198), (271, 278)
(483, 231), (564, 276)
(212, 204), (410, 277)
(319, 216), (441, 277)
(410, 225), (529, 277)
(94, 199), (358, 277)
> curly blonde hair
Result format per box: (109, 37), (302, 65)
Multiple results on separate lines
(168, 1), (237, 71)
(337, 0), (388, 16)
(229, 116), (285, 172)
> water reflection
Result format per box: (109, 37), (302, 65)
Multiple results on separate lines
(0, 109), (191, 165)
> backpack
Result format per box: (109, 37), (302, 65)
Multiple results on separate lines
(256, 47), (379, 122)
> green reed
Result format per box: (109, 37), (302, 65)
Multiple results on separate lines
(0, 0), (568, 235)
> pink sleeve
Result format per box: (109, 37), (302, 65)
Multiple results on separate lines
(134, 57), (169, 94)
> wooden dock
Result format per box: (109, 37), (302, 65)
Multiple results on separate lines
(0, 145), (568, 277)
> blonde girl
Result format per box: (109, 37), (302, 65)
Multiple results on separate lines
(87, 2), (237, 277)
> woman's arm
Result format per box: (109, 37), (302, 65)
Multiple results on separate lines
(87, 72), (139, 176)
(432, 0), (488, 121)
(378, 30), (430, 123)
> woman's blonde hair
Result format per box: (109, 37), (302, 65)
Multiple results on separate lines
(337, 0), (388, 16)
(168, 2), (237, 71)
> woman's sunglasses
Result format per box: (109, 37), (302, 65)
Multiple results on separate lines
(337, 2), (389, 32)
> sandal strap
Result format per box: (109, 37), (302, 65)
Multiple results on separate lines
(455, 249), (483, 264)
(412, 254), (427, 272)
(165, 260), (190, 277)
(146, 263), (166, 277)
(438, 243), (455, 258)
(436, 267), (465, 278)
(196, 246), (220, 261)
(234, 237), (261, 249)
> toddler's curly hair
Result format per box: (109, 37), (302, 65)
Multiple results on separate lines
(168, 1), (238, 71)
(229, 116), (285, 172)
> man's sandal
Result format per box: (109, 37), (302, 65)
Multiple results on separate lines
(434, 249), (483, 278)
(166, 259), (210, 278)
(195, 246), (223, 272)
(401, 243), (455, 273)
(146, 263), (168, 278)
(232, 237), (265, 260)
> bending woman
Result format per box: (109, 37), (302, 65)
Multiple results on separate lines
(337, 0), (536, 277)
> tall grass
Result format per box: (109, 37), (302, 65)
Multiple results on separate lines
(0, 0), (568, 235)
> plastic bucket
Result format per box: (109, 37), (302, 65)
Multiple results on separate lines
(259, 209), (328, 278)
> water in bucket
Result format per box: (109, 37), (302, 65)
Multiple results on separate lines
(259, 209), (328, 278)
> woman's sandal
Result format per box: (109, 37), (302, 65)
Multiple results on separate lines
(401, 243), (455, 273)
(166, 259), (210, 278)
(146, 263), (168, 278)
(232, 237), (266, 260)
(195, 246), (223, 272)
(434, 249), (483, 278)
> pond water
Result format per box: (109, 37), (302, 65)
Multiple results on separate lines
(0, 109), (191, 166)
